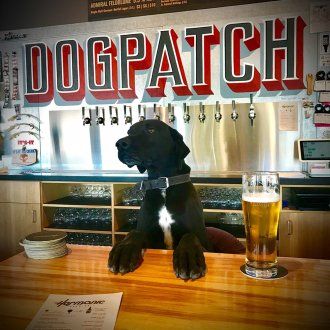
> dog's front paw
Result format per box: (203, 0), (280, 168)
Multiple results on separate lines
(173, 233), (206, 280)
(108, 230), (145, 274)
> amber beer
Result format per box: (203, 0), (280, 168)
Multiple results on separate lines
(242, 172), (280, 278)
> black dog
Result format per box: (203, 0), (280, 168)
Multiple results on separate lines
(108, 120), (210, 279)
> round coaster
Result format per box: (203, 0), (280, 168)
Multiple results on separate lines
(240, 265), (288, 280)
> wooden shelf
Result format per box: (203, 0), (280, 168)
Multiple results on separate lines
(281, 209), (329, 213)
(114, 205), (140, 210)
(43, 204), (111, 209)
(43, 227), (112, 234)
(203, 209), (243, 213)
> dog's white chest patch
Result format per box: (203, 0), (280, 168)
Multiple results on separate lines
(158, 206), (175, 249)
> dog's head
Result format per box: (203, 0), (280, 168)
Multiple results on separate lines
(116, 120), (190, 173)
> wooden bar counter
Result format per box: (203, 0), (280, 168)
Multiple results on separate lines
(0, 246), (329, 329)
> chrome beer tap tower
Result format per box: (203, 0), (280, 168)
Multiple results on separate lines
(80, 97), (259, 128)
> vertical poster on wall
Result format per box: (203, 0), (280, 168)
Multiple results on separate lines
(278, 102), (298, 131)
(309, 1), (330, 33)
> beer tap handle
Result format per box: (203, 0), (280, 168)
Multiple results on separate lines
(183, 102), (190, 123)
(101, 107), (105, 125)
(95, 106), (99, 125)
(231, 100), (238, 121)
(124, 105), (132, 125)
(109, 106), (118, 125)
(199, 102), (206, 123)
(109, 106), (113, 124)
(96, 107), (104, 125)
(153, 104), (160, 120)
(248, 94), (256, 126)
(139, 105), (146, 121)
(143, 105), (147, 117)
(215, 101), (222, 122)
(168, 103), (175, 123)
(82, 108), (92, 126)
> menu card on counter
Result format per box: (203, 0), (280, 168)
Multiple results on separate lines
(27, 293), (123, 330)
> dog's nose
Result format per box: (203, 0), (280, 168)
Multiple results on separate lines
(116, 137), (131, 150)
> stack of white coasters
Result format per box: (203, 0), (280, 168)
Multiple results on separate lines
(20, 231), (68, 259)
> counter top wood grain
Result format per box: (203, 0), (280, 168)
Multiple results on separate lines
(0, 246), (329, 329)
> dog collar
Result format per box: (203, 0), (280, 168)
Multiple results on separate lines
(138, 173), (191, 192)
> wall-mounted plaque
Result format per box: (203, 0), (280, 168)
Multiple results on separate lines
(88, 0), (273, 22)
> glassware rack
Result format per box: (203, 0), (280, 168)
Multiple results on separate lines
(41, 182), (246, 246)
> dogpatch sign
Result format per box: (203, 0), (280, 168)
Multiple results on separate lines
(24, 16), (306, 104)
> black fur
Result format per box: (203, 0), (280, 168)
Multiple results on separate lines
(108, 120), (209, 279)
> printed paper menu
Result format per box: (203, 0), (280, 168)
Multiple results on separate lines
(27, 293), (123, 330)
(278, 102), (298, 131)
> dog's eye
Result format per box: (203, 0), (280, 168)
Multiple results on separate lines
(147, 128), (155, 134)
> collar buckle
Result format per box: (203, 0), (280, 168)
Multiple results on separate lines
(158, 177), (169, 190)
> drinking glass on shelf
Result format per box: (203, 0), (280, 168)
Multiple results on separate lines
(103, 186), (111, 201)
(242, 172), (281, 279)
(84, 185), (93, 199)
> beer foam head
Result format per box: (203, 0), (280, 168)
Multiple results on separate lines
(242, 192), (280, 203)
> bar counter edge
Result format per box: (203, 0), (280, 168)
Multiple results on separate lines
(0, 171), (329, 185)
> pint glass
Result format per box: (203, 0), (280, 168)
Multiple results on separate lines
(242, 172), (281, 278)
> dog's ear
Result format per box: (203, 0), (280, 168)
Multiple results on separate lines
(137, 165), (146, 173)
(169, 127), (190, 159)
